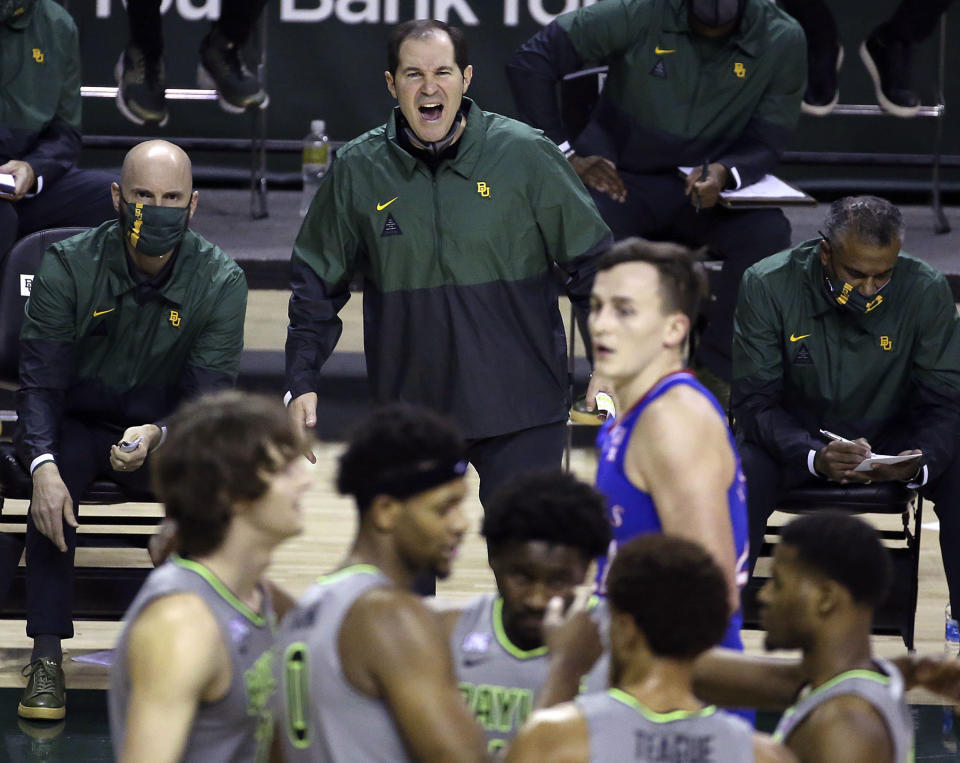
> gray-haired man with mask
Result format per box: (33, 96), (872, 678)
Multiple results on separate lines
(3, 139), (247, 721)
(732, 195), (960, 624)
(506, 0), (806, 389)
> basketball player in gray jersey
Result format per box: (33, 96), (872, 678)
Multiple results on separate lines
(760, 513), (915, 762)
(275, 404), (487, 762)
(506, 535), (795, 763)
(109, 391), (314, 762)
(436, 470), (611, 753)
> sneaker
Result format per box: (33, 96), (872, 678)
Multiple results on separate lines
(197, 27), (268, 114)
(859, 34), (921, 117)
(115, 44), (168, 127)
(17, 658), (65, 720)
(802, 45), (843, 116)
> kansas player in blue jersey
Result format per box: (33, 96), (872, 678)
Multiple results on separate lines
(589, 238), (749, 658)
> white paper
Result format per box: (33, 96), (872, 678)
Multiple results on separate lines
(678, 168), (809, 200)
(852, 453), (922, 473)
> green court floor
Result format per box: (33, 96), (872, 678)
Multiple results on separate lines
(0, 690), (958, 761)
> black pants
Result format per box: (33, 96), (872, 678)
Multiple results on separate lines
(779, 0), (954, 58)
(466, 420), (568, 508)
(0, 168), (116, 261)
(740, 436), (960, 616)
(410, 420), (567, 595)
(588, 172), (791, 381)
(0, 419), (152, 639)
(127, 0), (270, 56)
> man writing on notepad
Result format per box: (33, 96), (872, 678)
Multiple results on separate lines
(506, 0), (806, 391)
(731, 195), (960, 624)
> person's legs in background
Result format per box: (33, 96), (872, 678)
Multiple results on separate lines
(198, 0), (270, 113)
(20, 419), (151, 718)
(678, 204), (791, 388)
(736, 438), (784, 580)
(117, 0), (167, 127)
(779, 0), (842, 115)
(466, 421), (567, 510)
(0, 200), (19, 262)
(15, 169), (116, 238)
(861, 0), (954, 115)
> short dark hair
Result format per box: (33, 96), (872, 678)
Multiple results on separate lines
(822, 196), (905, 250)
(336, 403), (465, 513)
(482, 470), (611, 559)
(780, 513), (892, 607)
(386, 19), (469, 76)
(597, 237), (709, 326)
(606, 535), (730, 659)
(151, 391), (306, 557)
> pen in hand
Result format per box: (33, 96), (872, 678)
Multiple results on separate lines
(819, 428), (873, 457)
(694, 161), (708, 213)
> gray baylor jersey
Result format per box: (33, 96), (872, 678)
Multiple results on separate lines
(451, 593), (607, 754)
(276, 564), (411, 762)
(109, 556), (278, 763)
(772, 658), (914, 762)
(575, 689), (755, 762)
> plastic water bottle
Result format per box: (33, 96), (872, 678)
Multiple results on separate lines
(300, 119), (330, 216)
(943, 605), (959, 742)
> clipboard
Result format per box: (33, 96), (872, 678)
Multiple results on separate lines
(678, 167), (817, 208)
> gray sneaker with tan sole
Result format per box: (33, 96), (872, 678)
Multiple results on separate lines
(18, 658), (66, 720)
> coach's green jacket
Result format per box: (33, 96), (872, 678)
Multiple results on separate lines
(507, 0), (805, 188)
(1, 0), (82, 188)
(731, 240), (960, 483)
(16, 222), (247, 466)
(286, 98), (612, 439)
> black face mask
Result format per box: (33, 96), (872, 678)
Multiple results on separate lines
(119, 198), (190, 257)
(0, 0), (35, 23)
(819, 231), (890, 315)
(688, 0), (744, 28)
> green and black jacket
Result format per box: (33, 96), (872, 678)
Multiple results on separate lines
(0, 0), (81, 187)
(286, 98), (612, 439)
(16, 222), (247, 466)
(731, 240), (960, 484)
(506, 0), (806, 187)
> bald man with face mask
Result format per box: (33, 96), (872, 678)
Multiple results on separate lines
(2, 139), (247, 721)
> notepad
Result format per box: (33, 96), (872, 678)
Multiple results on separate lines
(852, 453), (923, 472)
(678, 168), (816, 207)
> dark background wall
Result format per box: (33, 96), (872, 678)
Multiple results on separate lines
(70, 0), (960, 191)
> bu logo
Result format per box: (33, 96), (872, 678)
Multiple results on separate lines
(733, 62), (746, 78)
(32, 48), (44, 63)
(880, 336), (893, 351)
(477, 181), (491, 198)
(169, 310), (181, 327)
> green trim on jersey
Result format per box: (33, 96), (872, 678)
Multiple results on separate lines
(493, 597), (548, 659)
(773, 668), (892, 740)
(170, 555), (266, 626)
(317, 564), (382, 585)
(607, 688), (718, 723)
(283, 642), (312, 750)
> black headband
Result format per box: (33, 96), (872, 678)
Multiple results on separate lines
(359, 458), (468, 505)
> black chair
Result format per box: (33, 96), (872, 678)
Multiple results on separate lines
(741, 482), (923, 651)
(0, 227), (159, 619)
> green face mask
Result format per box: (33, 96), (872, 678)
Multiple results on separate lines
(0, 0), (35, 23)
(120, 200), (190, 257)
